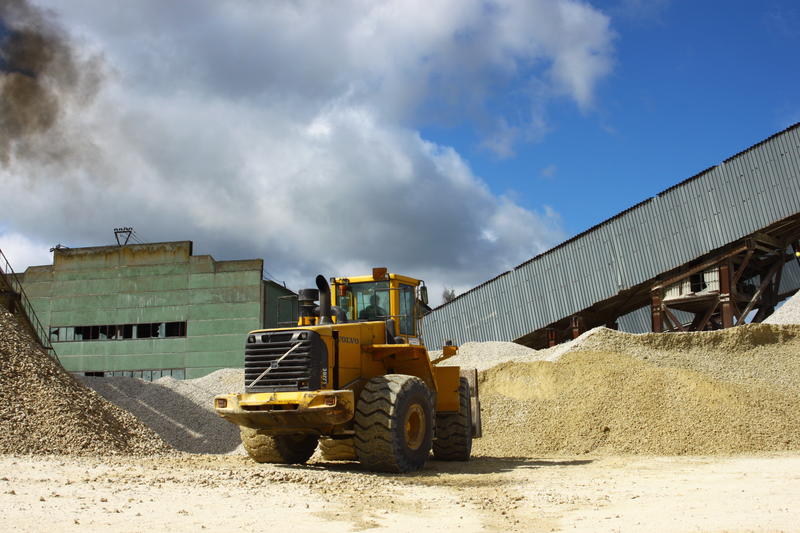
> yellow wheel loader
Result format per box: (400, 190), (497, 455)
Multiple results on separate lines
(214, 268), (481, 473)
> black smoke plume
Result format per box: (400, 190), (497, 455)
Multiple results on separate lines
(0, 0), (101, 166)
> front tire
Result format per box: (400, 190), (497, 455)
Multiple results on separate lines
(239, 427), (318, 464)
(354, 374), (434, 473)
(432, 377), (473, 461)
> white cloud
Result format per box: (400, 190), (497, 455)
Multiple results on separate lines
(0, 0), (615, 302)
(0, 232), (53, 273)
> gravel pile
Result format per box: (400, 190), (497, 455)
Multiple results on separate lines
(764, 290), (800, 324)
(434, 341), (548, 371)
(436, 327), (605, 371)
(80, 368), (244, 454)
(7, 288), (797, 461)
(0, 311), (172, 456)
(473, 323), (800, 457)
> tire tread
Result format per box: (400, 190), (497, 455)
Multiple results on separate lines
(432, 377), (473, 461)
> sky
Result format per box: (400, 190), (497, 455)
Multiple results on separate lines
(1, 0), (799, 304)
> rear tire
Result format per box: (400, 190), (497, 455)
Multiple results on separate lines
(354, 374), (434, 473)
(432, 377), (473, 461)
(239, 427), (318, 464)
(319, 437), (357, 461)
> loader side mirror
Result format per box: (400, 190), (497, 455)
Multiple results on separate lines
(420, 285), (428, 305)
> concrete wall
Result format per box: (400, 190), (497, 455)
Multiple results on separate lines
(22, 241), (270, 379)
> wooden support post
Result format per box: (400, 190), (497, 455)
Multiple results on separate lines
(651, 291), (663, 333)
(719, 261), (734, 328)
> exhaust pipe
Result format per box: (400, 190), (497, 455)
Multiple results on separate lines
(316, 275), (333, 325)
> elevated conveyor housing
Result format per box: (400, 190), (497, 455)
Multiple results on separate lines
(422, 123), (800, 348)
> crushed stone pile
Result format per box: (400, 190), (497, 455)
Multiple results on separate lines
(80, 368), (245, 454)
(436, 327), (606, 371)
(434, 340), (553, 371)
(474, 323), (800, 457)
(0, 311), (172, 456)
(764, 289), (800, 325)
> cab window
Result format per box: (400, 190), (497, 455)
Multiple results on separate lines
(343, 281), (390, 320)
(399, 284), (415, 335)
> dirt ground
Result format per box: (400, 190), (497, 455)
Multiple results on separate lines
(2, 453), (799, 532)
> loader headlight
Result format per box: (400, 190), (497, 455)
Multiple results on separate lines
(215, 398), (228, 409)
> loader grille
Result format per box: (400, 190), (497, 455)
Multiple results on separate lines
(244, 329), (326, 393)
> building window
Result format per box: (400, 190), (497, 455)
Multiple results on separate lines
(79, 368), (186, 381)
(136, 323), (163, 338)
(165, 321), (187, 337)
(49, 321), (187, 342)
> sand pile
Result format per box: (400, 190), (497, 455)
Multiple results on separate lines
(80, 368), (244, 454)
(0, 311), (172, 456)
(474, 323), (800, 457)
(560, 324), (800, 390)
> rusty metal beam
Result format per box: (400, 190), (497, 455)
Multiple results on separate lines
(662, 305), (686, 332)
(731, 249), (754, 286)
(570, 316), (583, 339)
(689, 296), (719, 331)
(546, 328), (556, 348)
(736, 258), (784, 325)
(651, 292), (663, 333)
(719, 262), (734, 328)
(753, 232), (783, 250)
(654, 244), (749, 290)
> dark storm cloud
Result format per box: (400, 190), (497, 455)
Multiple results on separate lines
(0, 0), (102, 166)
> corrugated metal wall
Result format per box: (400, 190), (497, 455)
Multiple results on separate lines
(422, 124), (800, 347)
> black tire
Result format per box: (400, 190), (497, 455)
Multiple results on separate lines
(239, 427), (318, 464)
(354, 374), (434, 473)
(432, 377), (473, 461)
(319, 437), (357, 461)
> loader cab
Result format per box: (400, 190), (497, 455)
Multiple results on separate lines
(332, 268), (428, 344)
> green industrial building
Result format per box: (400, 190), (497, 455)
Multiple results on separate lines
(20, 241), (296, 379)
